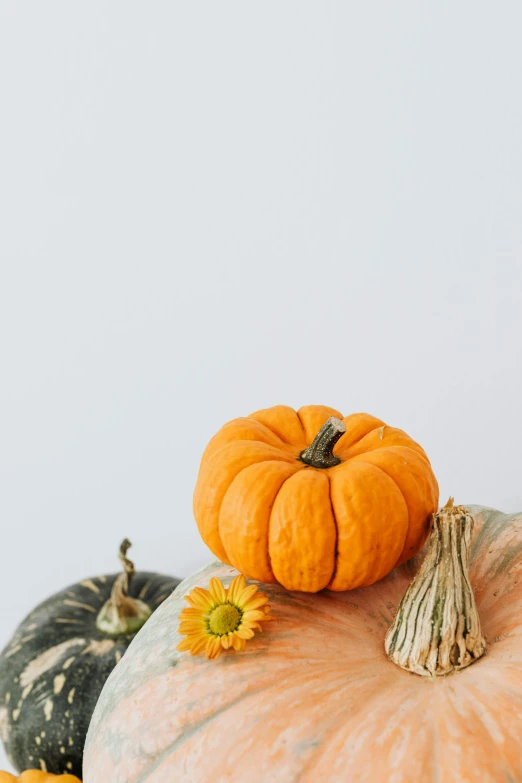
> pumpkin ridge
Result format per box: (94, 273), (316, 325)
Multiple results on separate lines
(351, 442), (433, 465)
(207, 440), (297, 465)
(200, 437), (296, 469)
(218, 460), (300, 581)
(248, 405), (308, 446)
(349, 443), (437, 484)
(337, 415), (386, 453)
(265, 469), (295, 580)
(341, 426), (431, 464)
(336, 460), (410, 581)
(326, 474), (339, 587)
(208, 438), (297, 462)
(349, 446), (439, 565)
(346, 455), (415, 570)
(194, 441), (298, 561)
(296, 405), (344, 448)
(235, 417), (289, 447)
(371, 462), (410, 571)
(347, 457), (411, 552)
(268, 470), (336, 592)
(328, 462), (409, 591)
(201, 417), (293, 463)
(296, 408), (307, 440)
(246, 419), (296, 447)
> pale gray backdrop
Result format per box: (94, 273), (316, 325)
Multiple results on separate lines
(1, 2), (522, 772)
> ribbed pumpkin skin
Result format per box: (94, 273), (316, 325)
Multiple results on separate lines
(0, 571), (179, 778)
(0, 771), (80, 782)
(84, 506), (522, 783)
(194, 405), (439, 592)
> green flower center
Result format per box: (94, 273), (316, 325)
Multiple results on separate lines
(208, 603), (242, 636)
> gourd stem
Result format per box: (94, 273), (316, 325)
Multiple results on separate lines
(299, 416), (346, 469)
(96, 539), (152, 636)
(385, 498), (486, 677)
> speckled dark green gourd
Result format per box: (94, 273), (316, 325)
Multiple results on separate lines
(0, 541), (179, 778)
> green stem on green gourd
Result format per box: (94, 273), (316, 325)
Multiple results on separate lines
(96, 539), (152, 636)
(299, 416), (346, 469)
(385, 498), (486, 677)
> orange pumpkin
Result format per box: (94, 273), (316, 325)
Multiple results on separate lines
(0, 771), (80, 782)
(83, 504), (522, 782)
(194, 404), (439, 591)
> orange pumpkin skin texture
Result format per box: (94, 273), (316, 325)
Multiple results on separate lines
(84, 506), (522, 783)
(0, 771), (81, 782)
(194, 405), (439, 591)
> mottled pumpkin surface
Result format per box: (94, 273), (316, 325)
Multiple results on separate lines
(194, 404), (439, 592)
(84, 507), (522, 783)
(0, 572), (179, 777)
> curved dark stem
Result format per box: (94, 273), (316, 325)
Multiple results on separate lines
(117, 538), (135, 598)
(299, 416), (346, 469)
(96, 538), (152, 636)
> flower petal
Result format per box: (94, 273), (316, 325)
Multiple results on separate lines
(221, 635), (232, 649)
(227, 574), (247, 604)
(242, 610), (267, 623)
(185, 587), (213, 611)
(236, 584), (259, 608)
(208, 577), (227, 604)
(184, 630), (205, 639)
(237, 626), (255, 639)
(179, 607), (206, 619)
(241, 621), (262, 632)
(178, 621), (207, 634)
(189, 635), (209, 655)
(180, 619), (203, 630)
(231, 634), (246, 652)
(242, 594), (270, 612)
(206, 636), (222, 659)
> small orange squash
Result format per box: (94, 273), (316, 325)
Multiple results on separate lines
(0, 771), (80, 782)
(194, 404), (439, 591)
(83, 504), (522, 782)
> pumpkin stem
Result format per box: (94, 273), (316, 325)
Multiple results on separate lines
(299, 416), (346, 469)
(385, 499), (486, 677)
(96, 539), (152, 636)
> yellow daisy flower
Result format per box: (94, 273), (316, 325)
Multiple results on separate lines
(177, 574), (272, 659)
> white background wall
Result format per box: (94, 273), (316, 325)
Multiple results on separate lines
(1, 2), (522, 772)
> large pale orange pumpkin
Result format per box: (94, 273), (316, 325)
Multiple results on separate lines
(84, 505), (522, 783)
(194, 404), (439, 591)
